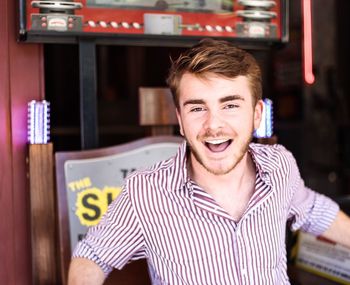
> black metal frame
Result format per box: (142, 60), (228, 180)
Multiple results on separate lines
(18, 0), (290, 150)
(79, 38), (98, 149)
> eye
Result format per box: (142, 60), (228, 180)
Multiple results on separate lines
(190, 107), (205, 112)
(224, 103), (239, 109)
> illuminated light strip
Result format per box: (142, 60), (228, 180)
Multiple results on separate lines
(254, 98), (273, 138)
(27, 100), (50, 144)
(303, 0), (315, 84)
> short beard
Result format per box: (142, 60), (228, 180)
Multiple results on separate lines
(187, 132), (253, 176)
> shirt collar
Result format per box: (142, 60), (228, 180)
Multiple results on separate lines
(168, 141), (190, 191)
(248, 143), (282, 185)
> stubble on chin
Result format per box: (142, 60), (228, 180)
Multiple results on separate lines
(185, 132), (253, 176)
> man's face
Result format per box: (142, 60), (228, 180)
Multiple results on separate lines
(176, 73), (263, 176)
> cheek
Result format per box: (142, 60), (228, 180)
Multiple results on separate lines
(182, 119), (204, 139)
(234, 115), (255, 135)
(178, 116), (195, 138)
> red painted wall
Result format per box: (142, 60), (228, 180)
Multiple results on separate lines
(0, 0), (44, 283)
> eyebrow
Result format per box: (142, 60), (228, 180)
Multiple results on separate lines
(182, 95), (245, 107)
(219, 95), (245, 103)
(183, 99), (205, 107)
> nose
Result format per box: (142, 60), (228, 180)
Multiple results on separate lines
(203, 110), (224, 131)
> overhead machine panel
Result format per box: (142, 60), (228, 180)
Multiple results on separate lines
(20, 0), (289, 45)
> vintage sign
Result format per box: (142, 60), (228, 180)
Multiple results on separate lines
(62, 138), (182, 251)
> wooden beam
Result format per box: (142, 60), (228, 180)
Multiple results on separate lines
(1, 0), (45, 283)
(29, 143), (58, 284)
(139, 87), (178, 135)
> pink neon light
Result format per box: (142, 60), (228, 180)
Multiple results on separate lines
(303, 0), (315, 84)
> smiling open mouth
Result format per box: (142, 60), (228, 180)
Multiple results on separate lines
(205, 139), (232, 152)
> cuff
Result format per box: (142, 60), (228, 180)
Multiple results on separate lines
(72, 240), (114, 277)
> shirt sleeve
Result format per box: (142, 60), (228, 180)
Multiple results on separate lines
(72, 187), (146, 276)
(286, 152), (339, 236)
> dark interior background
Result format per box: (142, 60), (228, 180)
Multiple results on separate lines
(44, 1), (350, 201)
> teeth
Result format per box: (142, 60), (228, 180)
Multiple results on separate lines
(205, 139), (229, 145)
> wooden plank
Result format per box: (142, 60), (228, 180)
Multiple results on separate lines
(0, 0), (45, 283)
(139, 87), (177, 125)
(139, 87), (178, 135)
(0, 0), (44, 282)
(29, 144), (58, 284)
(6, 0), (44, 284)
(0, 0), (15, 283)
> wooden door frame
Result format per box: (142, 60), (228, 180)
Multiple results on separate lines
(0, 0), (45, 283)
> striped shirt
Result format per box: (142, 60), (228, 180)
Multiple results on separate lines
(73, 142), (339, 285)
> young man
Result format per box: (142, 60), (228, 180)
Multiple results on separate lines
(68, 39), (350, 284)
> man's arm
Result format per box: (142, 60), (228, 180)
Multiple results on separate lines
(321, 210), (350, 248)
(68, 258), (106, 285)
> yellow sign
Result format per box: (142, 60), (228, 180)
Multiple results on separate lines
(75, 186), (122, 226)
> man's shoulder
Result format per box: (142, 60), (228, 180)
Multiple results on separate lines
(128, 156), (176, 180)
(250, 143), (292, 157)
(250, 143), (297, 170)
(123, 154), (183, 195)
(121, 141), (187, 197)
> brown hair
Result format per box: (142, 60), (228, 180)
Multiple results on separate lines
(167, 38), (262, 108)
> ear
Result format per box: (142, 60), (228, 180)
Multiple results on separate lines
(253, 100), (264, 130)
(176, 108), (184, 136)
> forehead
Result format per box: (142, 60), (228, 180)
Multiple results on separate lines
(178, 73), (252, 101)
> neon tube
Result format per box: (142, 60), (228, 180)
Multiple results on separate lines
(27, 100), (50, 144)
(303, 0), (315, 84)
(254, 98), (273, 138)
